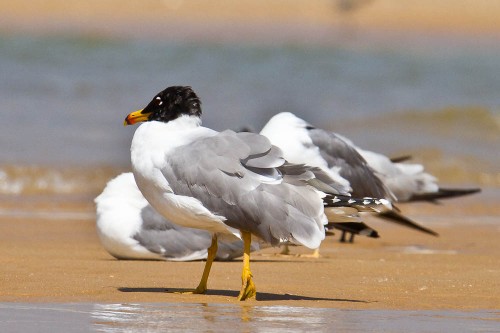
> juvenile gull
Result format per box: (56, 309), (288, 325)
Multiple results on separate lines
(123, 86), (389, 300)
(95, 172), (259, 261)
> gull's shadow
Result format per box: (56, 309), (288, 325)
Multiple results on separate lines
(118, 287), (371, 303)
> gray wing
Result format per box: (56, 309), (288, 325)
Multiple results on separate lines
(162, 130), (326, 248)
(307, 127), (393, 200)
(133, 205), (213, 260)
(134, 205), (251, 260)
(278, 162), (349, 196)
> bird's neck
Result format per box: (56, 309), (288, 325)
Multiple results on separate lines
(130, 115), (213, 163)
(168, 115), (202, 130)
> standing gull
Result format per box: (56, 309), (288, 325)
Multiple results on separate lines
(124, 86), (389, 300)
(95, 173), (352, 261)
(95, 172), (259, 261)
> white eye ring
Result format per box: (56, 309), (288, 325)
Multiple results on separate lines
(155, 96), (163, 105)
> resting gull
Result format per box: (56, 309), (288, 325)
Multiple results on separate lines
(95, 172), (259, 261)
(123, 86), (390, 300)
(260, 112), (439, 240)
(334, 137), (481, 202)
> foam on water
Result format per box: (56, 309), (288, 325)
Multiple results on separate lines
(0, 165), (121, 195)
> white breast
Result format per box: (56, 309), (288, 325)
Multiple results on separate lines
(130, 118), (241, 238)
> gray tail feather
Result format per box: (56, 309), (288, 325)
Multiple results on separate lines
(326, 221), (379, 238)
(323, 194), (392, 213)
(377, 210), (439, 236)
(409, 187), (481, 202)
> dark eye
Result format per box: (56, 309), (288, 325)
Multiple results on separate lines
(155, 96), (163, 106)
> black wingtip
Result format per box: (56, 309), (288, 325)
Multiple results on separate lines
(377, 210), (439, 236)
(409, 187), (481, 202)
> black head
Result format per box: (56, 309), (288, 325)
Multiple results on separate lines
(125, 86), (202, 125)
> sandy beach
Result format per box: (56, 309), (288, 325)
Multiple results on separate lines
(1, 190), (498, 309)
(0, 0), (499, 317)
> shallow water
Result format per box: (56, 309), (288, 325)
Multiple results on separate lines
(0, 33), (499, 194)
(0, 303), (497, 333)
(1, 33), (499, 167)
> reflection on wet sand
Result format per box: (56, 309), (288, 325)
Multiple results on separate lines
(91, 303), (500, 332)
(4, 303), (495, 333)
(89, 303), (500, 332)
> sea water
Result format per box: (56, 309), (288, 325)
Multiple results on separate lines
(1, 34), (499, 165)
(0, 33), (498, 195)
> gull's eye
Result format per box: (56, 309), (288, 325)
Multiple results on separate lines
(155, 96), (163, 106)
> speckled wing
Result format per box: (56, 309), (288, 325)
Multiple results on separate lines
(162, 130), (327, 248)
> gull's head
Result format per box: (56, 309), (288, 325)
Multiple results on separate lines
(260, 112), (311, 138)
(124, 86), (202, 126)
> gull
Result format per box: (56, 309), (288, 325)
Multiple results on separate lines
(95, 172), (259, 261)
(95, 173), (363, 261)
(123, 86), (390, 300)
(335, 139), (481, 202)
(260, 112), (440, 240)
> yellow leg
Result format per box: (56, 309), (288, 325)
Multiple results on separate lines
(237, 231), (256, 301)
(191, 234), (218, 294)
(279, 244), (291, 255)
(299, 248), (321, 258)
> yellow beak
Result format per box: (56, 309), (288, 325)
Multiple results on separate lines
(124, 109), (149, 126)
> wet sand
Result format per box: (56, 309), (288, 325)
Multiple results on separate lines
(1, 191), (498, 309)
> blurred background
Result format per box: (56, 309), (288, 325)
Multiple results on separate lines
(0, 0), (499, 199)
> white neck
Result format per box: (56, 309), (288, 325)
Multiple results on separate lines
(130, 115), (216, 176)
(167, 114), (203, 130)
(132, 115), (201, 151)
(152, 114), (202, 132)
